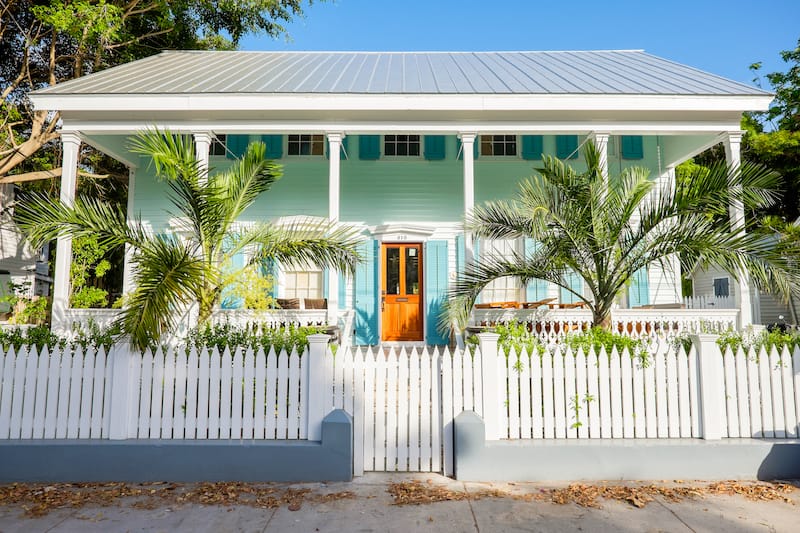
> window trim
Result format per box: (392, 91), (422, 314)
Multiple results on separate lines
(210, 133), (227, 156)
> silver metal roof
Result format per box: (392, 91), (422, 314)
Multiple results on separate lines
(34, 50), (768, 96)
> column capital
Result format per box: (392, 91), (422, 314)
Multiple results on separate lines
(589, 131), (611, 140)
(457, 132), (477, 142)
(326, 132), (346, 143)
(723, 130), (745, 146)
(61, 131), (82, 147)
(192, 131), (213, 144)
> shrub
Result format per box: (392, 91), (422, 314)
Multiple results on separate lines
(0, 326), (65, 351)
(563, 327), (649, 366)
(185, 322), (328, 354)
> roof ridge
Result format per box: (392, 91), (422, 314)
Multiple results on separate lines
(158, 49), (648, 55)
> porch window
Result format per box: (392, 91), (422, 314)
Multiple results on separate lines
(480, 135), (517, 156)
(479, 239), (522, 302)
(283, 269), (324, 299)
(287, 134), (324, 156)
(384, 134), (420, 156)
(210, 134), (227, 156)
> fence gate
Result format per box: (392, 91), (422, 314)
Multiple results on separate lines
(329, 346), (481, 474)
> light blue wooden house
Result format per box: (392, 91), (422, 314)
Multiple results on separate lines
(30, 51), (772, 344)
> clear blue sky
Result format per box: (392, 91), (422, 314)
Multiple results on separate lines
(240, 0), (799, 90)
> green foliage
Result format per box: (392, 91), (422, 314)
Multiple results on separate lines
(0, 281), (50, 325)
(563, 327), (649, 366)
(186, 323), (328, 354)
(0, 326), (65, 352)
(69, 235), (112, 308)
(69, 319), (122, 351)
(569, 393), (594, 430)
(716, 327), (800, 354)
(225, 264), (277, 310)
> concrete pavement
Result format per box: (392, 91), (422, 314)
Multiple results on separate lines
(0, 474), (797, 532)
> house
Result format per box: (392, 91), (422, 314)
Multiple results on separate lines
(28, 50), (773, 343)
(0, 183), (51, 317)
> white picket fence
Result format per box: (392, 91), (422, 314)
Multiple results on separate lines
(2, 334), (799, 477)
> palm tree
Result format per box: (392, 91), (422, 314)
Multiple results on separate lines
(447, 143), (800, 329)
(15, 131), (363, 349)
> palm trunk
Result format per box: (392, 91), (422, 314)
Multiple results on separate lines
(593, 307), (612, 331)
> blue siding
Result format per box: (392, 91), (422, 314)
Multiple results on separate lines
(354, 239), (379, 345)
(628, 267), (650, 307)
(425, 240), (449, 345)
(338, 272), (347, 310)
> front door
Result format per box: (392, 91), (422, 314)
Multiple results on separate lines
(381, 243), (424, 341)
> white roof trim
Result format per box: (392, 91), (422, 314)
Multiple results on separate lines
(32, 93), (772, 113)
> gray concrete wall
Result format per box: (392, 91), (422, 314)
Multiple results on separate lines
(454, 411), (800, 482)
(0, 409), (353, 483)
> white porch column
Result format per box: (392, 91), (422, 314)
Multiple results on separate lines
(51, 132), (82, 333)
(193, 131), (212, 181)
(326, 132), (344, 324)
(459, 132), (477, 261)
(723, 131), (753, 327)
(590, 131), (610, 179)
(122, 166), (137, 295)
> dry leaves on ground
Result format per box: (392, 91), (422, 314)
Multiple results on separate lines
(0, 482), (356, 518)
(387, 480), (797, 509)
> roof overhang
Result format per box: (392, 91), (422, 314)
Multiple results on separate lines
(30, 92), (773, 114)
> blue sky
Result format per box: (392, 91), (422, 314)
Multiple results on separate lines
(241, 0), (799, 89)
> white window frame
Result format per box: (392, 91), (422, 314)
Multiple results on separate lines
(479, 238), (524, 303)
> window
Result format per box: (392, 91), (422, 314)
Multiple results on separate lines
(384, 134), (420, 156)
(284, 269), (323, 299)
(713, 277), (730, 298)
(479, 239), (521, 302)
(210, 134), (227, 156)
(480, 135), (517, 156)
(287, 134), (324, 156)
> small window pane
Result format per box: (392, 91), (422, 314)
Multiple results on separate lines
(405, 247), (419, 295)
(384, 134), (420, 157)
(211, 134), (227, 156)
(386, 248), (400, 295)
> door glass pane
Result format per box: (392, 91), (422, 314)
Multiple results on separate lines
(405, 247), (419, 295)
(386, 248), (400, 295)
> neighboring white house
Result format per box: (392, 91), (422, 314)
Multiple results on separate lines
(0, 184), (51, 314)
(27, 50), (774, 342)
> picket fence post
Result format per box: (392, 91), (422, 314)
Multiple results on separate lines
(478, 332), (503, 440)
(306, 334), (330, 442)
(691, 334), (725, 439)
(108, 342), (136, 440)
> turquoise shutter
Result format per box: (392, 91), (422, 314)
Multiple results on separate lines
(261, 135), (283, 159)
(556, 135), (579, 160)
(221, 249), (246, 309)
(424, 135), (446, 160)
(524, 238), (548, 302)
(455, 235), (466, 276)
(521, 135), (544, 161)
(621, 135), (644, 159)
(628, 267), (650, 307)
(425, 240), (449, 345)
(354, 239), (379, 345)
(259, 258), (277, 301)
(338, 272), (347, 310)
(226, 135), (250, 159)
(456, 136), (480, 160)
(560, 270), (582, 304)
(358, 135), (381, 160)
(322, 269), (329, 299)
(326, 136), (349, 159)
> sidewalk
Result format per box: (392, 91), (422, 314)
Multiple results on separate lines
(1, 474), (797, 532)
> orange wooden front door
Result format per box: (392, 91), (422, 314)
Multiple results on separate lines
(381, 243), (424, 341)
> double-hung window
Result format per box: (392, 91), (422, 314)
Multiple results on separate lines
(287, 134), (324, 156)
(479, 239), (522, 302)
(480, 135), (517, 156)
(210, 134), (227, 156)
(283, 268), (324, 299)
(384, 134), (420, 156)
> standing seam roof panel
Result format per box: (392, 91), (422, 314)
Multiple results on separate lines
(586, 52), (717, 94)
(560, 52), (655, 93)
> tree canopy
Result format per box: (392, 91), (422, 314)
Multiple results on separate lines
(0, 0), (318, 181)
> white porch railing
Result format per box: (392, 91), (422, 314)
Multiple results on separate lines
(683, 295), (735, 309)
(470, 307), (739, 344)
(211, 309), (329, 328)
